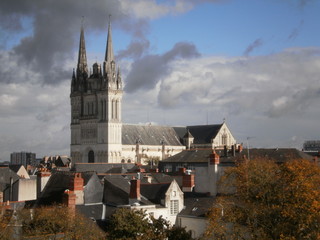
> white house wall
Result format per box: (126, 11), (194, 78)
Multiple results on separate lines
(18, 178), (37, 201)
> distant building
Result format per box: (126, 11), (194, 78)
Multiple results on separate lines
(303, 140), (320, 158)
(10, 152), (36, 168)
(303, 140), (320, 151)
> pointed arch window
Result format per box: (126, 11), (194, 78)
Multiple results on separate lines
(88, 150), (94, 163)
(222, 134), (228, 145)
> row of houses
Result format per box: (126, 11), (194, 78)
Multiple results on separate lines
(1, 146), (317, 238)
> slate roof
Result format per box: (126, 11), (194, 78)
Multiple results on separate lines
(240, 148), (314, 163)
(8, 165), (23, 173)
(179, 192), (216, 218)
(76, 203), (104, 221)
(161, 149), (213, 163)
(148, 173), (176, 184)
(103, 175), (153, 206)
(140, 183), (170, 204)
(38, 171), (99, 205)
(0, 167), (20, 186)
(161, 148), (314, 164)
(174, 124), (223, 145)
(122, 124), (182, 146)
(73, 163), (135, 174)
(103, 175), (130, 205)
(103, 175), (172, 206)
(183, 130), (194, 139)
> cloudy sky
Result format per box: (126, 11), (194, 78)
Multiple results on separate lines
(0, 0), (320, 161)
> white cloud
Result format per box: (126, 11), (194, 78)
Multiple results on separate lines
(1, 46), (320, 161)
(119, 0), (193, 19)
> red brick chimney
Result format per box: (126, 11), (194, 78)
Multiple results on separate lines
(69, 173), (84, 191)
(63, 189), (76, 216)
(69, 173), (84, 205)
(179, 167), (186, 174)
(182, 173), (194, 192)
(129, 177), (141, 204)
(63, 190), (76, 208)
(209, 150), (220, 165)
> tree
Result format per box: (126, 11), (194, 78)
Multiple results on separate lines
(107, 208), (192, 240)
(205, 159), (320, 240)
(0, 205), (14, 240)
(16, 205), (105, 239)
(167, 226), (194, 240)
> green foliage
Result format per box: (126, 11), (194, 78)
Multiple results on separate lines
(205, 159), (320, 240)
(107, 208), (193, 240)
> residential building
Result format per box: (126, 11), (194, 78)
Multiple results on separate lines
(0, 166), (37, 202)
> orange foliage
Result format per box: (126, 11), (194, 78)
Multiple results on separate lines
(205, 159), (320, 240)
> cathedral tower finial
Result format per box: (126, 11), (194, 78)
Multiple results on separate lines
(77, 18), (88, 78)
(105, 15), (114, 63)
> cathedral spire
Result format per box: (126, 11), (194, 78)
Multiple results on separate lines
(77, 20), (88, 78)
(105, 15), (114, 63)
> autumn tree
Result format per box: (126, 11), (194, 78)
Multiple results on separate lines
(205, 159), (320, 240)
(107, 208), (192, 240)
(18, 205), (105, 239)
(0, 205), (15, 240)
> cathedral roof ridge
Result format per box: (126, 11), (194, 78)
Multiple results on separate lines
(186, 123), (224, 128)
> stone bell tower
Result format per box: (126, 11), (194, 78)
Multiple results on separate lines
(70, 20), (123, 164)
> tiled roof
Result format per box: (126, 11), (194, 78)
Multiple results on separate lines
(103, 175), (174, 206)
(187, 124), (223, 144)
(122, 124), (182, 146)
(161, 148), (314, 164)
(103, 175), (153, 206)
(0, 167), (20, 185)
(174, 124), (223, 145)
(140, 183), (170, 204)
(8, 164), (23, 173)
(73, 163), (135, 174)
(38, 171), (99, 205)
(161, 149), (212, 163)
(179, 193), (216, 217)
(239, 148), (314, 163)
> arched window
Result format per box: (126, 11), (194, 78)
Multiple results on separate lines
(222, 134), (228, 145)
(88, 150), (94, 163)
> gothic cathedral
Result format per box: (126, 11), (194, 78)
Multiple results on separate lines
(70, 22), (123, 164)
(70, 21), (237, 165)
